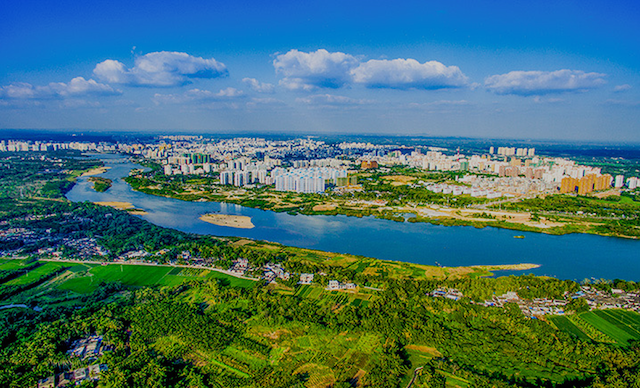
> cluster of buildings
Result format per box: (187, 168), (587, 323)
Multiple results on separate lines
(298, 273), (314, 284)
(327, 280), (357, 291)
(0, 140), (127, 153)
(229, 258), (250, 276)
(560, 174), (614, 195)
(37, 364), (108, 388)
(457, 175), (557, 197)
(429, 285), (640, 318)
(37, 335), (109, 388)
(66, 335), (106, 359)
(263, 262), (291, 283)
(0, 220), (109, 260)
(273, 167), (347, 193)
(490, 146), (536, 157)
(422, 183), (503, 199)
(5, 136), (639, 199)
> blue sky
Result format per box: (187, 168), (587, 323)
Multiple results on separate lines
(1, 0), (639, 141)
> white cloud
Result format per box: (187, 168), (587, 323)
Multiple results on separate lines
(242, 78), (275, 93)
(153, 87), (244, 105)
(296, 94), (373, 106)
(484, 70), (606, 96)
(273, 49), (469, 91)
(273, 49), (359, 90)
(0, 77), (120, 100)
(351, 59), (469, 89)
(613, 84), (632, 92)
(94, 51), (227, 87)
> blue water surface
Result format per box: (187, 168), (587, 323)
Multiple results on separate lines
(66, 154), (640, 281)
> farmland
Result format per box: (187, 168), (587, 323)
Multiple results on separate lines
(550, 309), (640, 346)
(3, 262), (69, 286)
(56, 263), (256, 294)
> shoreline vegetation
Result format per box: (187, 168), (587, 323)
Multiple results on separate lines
(199, 213), (255, 229)
(87, 176), (112, 192)
(125, 173), (640, 240)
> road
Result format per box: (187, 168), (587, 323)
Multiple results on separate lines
(405, 366), (424, 388)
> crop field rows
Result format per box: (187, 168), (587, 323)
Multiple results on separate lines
(0, 261), (256, 296)
(3, 262), (69, 286)
(551, 310), (640, 346)
(295, 284), (372, 308)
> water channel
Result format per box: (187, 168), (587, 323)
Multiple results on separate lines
(65, 154), (640, 281)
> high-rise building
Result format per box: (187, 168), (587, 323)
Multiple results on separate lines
(561, 174), (613, 194)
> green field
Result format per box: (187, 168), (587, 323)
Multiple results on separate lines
(57, 263), (256, 293)
(3, 262), (69, 286)
(549, 316), (591, 341)
(551, 310), (640, 346)
(0, 259), (32, 271)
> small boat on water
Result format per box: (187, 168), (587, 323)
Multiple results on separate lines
(513, 235), (525, 239)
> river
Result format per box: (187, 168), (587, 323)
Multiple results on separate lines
(65, 154), (640, 281)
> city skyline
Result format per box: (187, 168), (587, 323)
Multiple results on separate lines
(1, 0), (640, 141)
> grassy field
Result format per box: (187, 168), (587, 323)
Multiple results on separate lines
(57, 264), (255, 294)
(551, 310), (640, 346)
(580, 310), (640, 346)
(3, 262), (69, 286)
(0, 258), (33, 271)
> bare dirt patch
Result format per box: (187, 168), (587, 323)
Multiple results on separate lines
(313, 204), (337, 211)
(382, 175), (415, 185)
(404, 345), (442, 357)
(93, 201), (134, 210)
(199, 214), (254, 229)
(81, 167), (111, 177)
(591, 189), (621, 198)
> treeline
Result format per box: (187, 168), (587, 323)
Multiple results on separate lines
(0, 151), (102, 199)
(2, 274), (640, 387)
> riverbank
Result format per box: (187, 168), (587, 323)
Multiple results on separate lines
(93, 201), (148, 215)
(199, 213), (254, 229)
(87, 177), (112, 192)
(124, 175), (639, 239)
(81, 166), (111, 177)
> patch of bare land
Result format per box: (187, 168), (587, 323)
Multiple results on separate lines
(415, 205), (566, 229)
(127, 210), (149, 215)
(93, 201), (134, 210)
(477, 263), (540, 271)
(591, 189), (621, 198)
(231, 239), (254, 247)
(93, 201), (148, 215)
(199, 213), (254, 229)
(312, 204), (337, 211)
(404, 345), (442, 357)
(382, 175), (415, 186)
(444, 263), (540, 278)
(81, 167), (110, 176)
